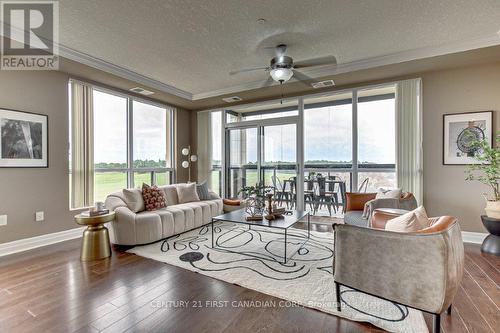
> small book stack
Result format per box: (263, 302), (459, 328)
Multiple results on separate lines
(80, 209), (109, 217)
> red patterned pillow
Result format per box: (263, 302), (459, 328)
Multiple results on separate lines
(141, 183), (167, 211)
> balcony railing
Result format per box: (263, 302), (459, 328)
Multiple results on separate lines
(214, 163), (395, 198)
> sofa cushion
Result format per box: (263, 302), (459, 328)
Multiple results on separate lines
(142, 183), (167, 211)
(177, 183), (200, 203)
(160, 185), (179, 205)
(122, 188), (145, 213)
(344, 211), (368, 227)
(153, 209), (175, 238)
(375, 188), (402, 199)
(196, 181), (210, 200)
(134, 210), (162, 244)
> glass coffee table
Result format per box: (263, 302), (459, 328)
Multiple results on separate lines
(211, 209), (310, 263)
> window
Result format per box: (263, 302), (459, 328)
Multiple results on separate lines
(93, 90), (128, 202)
(70, 81), (175, 208)
(357, 87), (396, 192)
(304, 92), (353, 168)
(133, 100), (169, 169)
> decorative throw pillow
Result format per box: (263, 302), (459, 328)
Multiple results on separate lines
(412, 206), (431, 228)
(122, 188), (145, 213)
(376, 188), (402, 199)
(196, 181), (210, 200)
(177, 183), (200, 203)
(385, 206), (429, 232)
(141, 183), (167, 211)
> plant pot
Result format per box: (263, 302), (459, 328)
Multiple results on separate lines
(485, 200), (500, 219)
(480, 215), (500, 256)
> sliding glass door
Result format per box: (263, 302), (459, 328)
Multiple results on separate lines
(225, 122), (299, 209)
(226, 127), (258, 198)
(262, 124), (297, 209)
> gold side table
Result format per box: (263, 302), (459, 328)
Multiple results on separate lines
(75, 212), (115, 261)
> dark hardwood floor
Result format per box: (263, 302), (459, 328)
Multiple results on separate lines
(0, 222), (498, 333)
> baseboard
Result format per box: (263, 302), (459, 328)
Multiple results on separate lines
(0, 227), (85, 257)
(462, 231), (488, 244)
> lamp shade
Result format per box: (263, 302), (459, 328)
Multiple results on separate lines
(270, 68), (293, 82)
(181, 160), (189, 168)
(190, 155), (198, 162)
(181, 148), (190, 156)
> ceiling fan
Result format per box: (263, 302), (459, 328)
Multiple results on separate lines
(230, 44), (337, 86)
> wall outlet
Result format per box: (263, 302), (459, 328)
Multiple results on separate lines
(35, 211), (44, 222)
(0, 215), (7, 226)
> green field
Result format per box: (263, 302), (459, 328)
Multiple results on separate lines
(94, 172), (168, 202)
(93, 170), (354, 203)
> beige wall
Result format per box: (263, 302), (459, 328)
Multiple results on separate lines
(175, 107), (192, 183)
(421, 62), (500, 233)
(0, 71), (190, 244)
(0, 71), (75, 243)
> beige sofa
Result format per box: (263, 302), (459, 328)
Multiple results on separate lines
(105, 184), (223, 245)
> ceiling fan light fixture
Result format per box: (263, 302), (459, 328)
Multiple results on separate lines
(270, 68), (293, 83)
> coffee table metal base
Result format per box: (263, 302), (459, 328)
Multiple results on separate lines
(211, 213), (310, 264)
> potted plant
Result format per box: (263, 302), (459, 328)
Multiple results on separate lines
(465, 131), (500, 218)
(238, 183), (273, 217)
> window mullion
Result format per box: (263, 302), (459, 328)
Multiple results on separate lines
(352, 89), (358, 192)
(127, 98), (134, 188)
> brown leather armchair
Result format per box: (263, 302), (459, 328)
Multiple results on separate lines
(343, 192), (417, 227)
(333, 213), (464, 333)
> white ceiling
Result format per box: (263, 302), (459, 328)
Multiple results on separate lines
(58, 0), (500, 99)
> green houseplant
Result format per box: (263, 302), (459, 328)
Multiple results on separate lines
(465, 130), (500, 218)
(238, 183), (273, 217)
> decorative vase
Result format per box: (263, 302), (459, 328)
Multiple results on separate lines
(485, 200), (500, 219)
(245, 197), (264, 217)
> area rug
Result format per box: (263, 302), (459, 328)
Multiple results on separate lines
(128, 222), (427, 332)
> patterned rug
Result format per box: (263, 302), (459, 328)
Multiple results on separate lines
(128, 222), (427, 332)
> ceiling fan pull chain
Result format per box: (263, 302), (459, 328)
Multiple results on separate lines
(280, 81), (284, 104)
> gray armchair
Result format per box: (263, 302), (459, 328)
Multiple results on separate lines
(333, 216), (464, 333)
(343, 192), (417, 227)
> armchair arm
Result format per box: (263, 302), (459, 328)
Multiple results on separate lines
(344, 192), (376, 212)
(370, 209), (404, 229)
(363, 198), (402, 221)
(366, 198), (401, 210)
(333, 224), (462, 314)
(108, 206), (137, 245)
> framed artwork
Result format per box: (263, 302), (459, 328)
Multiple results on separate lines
(443, 111), (493, 165)
(0, 108), (48, 167)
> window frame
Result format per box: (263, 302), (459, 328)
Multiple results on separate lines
(201, 82), (398, 204)
(70, 80), (176, 209)
(92, 86), (175, 189)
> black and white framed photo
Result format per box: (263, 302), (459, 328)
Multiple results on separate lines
(443, 111), (493, 165)
(0, 108), (48, 167)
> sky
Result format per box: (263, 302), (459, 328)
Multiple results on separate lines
(93, 90), (168, 164)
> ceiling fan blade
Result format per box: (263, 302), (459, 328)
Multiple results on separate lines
(293, 55), (337, 69)
(292, 70), (315, 83)
(261, 76), (275, 88)
(229, 66), (268, 76)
